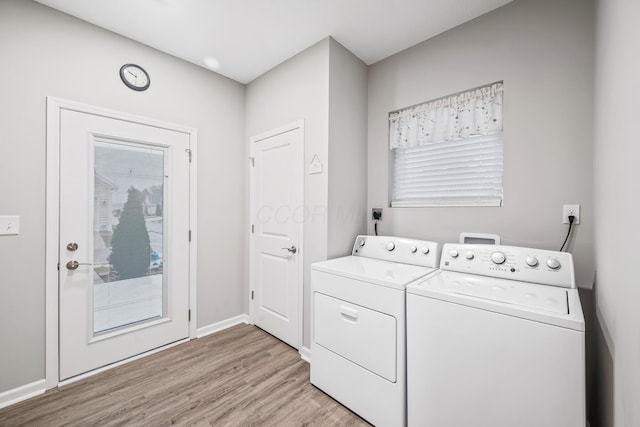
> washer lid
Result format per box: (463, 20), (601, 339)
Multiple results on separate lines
(408, 271), (585, 330)
(434, 271), (569, 314)
(311, 255), (436, 289)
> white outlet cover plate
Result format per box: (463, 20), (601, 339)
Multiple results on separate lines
(562, 204), (580, 224)
(0, 216), (20, 235)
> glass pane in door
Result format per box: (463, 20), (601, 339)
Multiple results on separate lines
(93, 139), (165, 334)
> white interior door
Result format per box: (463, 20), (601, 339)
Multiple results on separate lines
(250, 122), (303, 349)
(58, 108), (191, 381)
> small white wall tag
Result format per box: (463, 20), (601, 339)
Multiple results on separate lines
(309, 154), (323, 174)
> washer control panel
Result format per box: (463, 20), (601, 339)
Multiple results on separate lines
(352, 235), (440, 268)
(440, 243), (575, 288)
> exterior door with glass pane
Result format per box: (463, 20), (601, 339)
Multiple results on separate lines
(58, 108), (191, 381)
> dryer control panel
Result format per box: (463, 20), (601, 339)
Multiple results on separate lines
(440, 243), (575, 288)
(352, 235), (440, 268)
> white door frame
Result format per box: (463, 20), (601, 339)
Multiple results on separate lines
(45, 97), (198, 389)
(249, 120), (304, 350)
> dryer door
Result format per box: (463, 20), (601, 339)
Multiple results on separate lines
(314, 292), (397, 382)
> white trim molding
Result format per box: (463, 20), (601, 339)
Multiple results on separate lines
(196, 314), (251, 338)
(0, 380), (46, 410)
(188, 130), (198, 340)
(299, 346), (311, 364)
(45, 97), (198, 390)
(45, 97), (61, 390)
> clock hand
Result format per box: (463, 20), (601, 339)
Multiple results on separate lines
(127, 70), (138, 78)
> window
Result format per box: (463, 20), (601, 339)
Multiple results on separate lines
(389, 82), (503, 207)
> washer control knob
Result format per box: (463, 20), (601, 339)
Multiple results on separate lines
(525, 256), (539, 267)
(386, 241), (395, 251)
(491, 251), (506, 264)
(449, 249), (459, 258)
(409, 245), (417, 253)
(546, 258), (561, 270)
(421, 246), (430, 255)
(465, 251), (475, 260)
(359, 239), (366, 247)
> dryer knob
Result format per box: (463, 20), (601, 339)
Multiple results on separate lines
(449, 249), (459, 258)
(526, 256), (539, 267)
(359, 239), (366, 247)
(386, 241), (395, 251)
(421, 246), (430, 255)
(410, 245), (417, 253)
(465, 251), (475, 260)
(490, 251), (506, 264)
(546, 258), (561, 270)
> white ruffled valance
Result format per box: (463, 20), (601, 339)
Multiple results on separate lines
(389, 81), (503, 149)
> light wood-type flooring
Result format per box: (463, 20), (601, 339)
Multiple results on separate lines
(0, 324), (370, 426)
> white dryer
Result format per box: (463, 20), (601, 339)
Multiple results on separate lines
(311, 235), (440, 427)
(406, 243), (585, 427)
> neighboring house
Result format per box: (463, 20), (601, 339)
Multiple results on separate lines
(142, 185), (163, 217)
(94, 171), (118, 234)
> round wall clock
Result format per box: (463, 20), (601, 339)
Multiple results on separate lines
(119, 64), (150, 91)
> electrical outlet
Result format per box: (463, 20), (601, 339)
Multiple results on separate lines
(563, 204), (580, 224)
(372, 208), (383, 221)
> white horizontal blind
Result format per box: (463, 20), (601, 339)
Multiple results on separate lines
(391, 133), (503, 207)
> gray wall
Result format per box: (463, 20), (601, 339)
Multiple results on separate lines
(245, 39), (330, 349)
(593, 0), (640, 424)
(327, 39), (368, 259)
(0, 0), (246, 393)
(367, 0), (596, 289)
(245, 37), (368, 349)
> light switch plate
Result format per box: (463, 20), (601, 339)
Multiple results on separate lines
(0, 216), (20, 235)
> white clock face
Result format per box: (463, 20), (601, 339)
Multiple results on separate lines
(120, 64), (150, 90)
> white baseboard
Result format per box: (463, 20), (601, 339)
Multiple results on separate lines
(0, 379), (46, 409)
(196, 314), (250, 338)
(299, 346), (311, 363)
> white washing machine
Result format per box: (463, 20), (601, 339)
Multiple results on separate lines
(311, 235), (440, 427)
(406, 243), (585, 427)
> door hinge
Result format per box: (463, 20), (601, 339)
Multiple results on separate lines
(186, 148), (192, 163)
(189, 230), (192, 241)
(251, 290), (254, 300)
(249, 157), (255, 167)
(188, 309), (191, 321)
(251, 224), (254, 234)
(57, 262), (60, 271)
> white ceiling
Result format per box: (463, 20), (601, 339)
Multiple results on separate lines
(34, 0), (513, 84)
